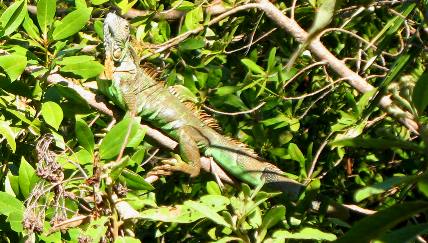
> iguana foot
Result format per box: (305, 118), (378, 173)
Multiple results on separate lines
(148, 155), (200, 178)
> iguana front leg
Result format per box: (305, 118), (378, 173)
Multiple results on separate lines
(149, 125), (204, 178)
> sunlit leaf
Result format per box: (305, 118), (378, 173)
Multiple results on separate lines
(184, 201), (231, 227)
(0, 121), (16, 152)
(41, 101), (63, 130)
(75, 117), (94, 154)
(0, 54), (27, 81)
(0, 0), (27, 36)
(271, 228), (337, 241)
(241, 59), (265, 74)
(52, 7), (92, 40)
(18, 157), (38, 198)
(37, 0), (56, 37)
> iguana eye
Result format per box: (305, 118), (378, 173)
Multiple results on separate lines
(113, 48), (122, 61)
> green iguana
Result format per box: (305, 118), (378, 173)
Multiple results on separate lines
(100, 13), (303, 198)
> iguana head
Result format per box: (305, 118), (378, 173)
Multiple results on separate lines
(104, 13), (132, 62)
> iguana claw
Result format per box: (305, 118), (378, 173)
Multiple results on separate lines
(148, 155), (199, 178)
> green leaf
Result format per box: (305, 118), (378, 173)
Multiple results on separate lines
(206, 181), (222, 195)
(52, 7), (92, 40)
(184, 6), (203, 30)
(418, 178), (428, 199)
(41, 101), (63, 130)
(336, 201), (428, 243)
(116, 0), (138, 14)
(241, 59), (265, 74)
(37, 0), (56, 37)
(99, 116), (145, 160)
(58, 55), (103, 79)
(0, 54), (27, 81)
(184, 201), (231, 228)
(0, 192), (24, 233)
(272, 228), (337, 241)
(309, 0), (336, 35)
(171, 0), (194, 11)
(267, 47), (277, 72)
(18, 157), (37, 198)
(23, 14), (42, 41)
(66, 149), (92, 167)
(179, 37), (205, 50)
(0, 121), (16, 152)
(91, 0), (109, 5)
(140, 195), (229, 223)
(75, 117), (94, 154)
(330, 137), (423, 153)
(119, 169), (154, 190)
(75, 0), (88, 9)
(7, 173), (20, 197)
(354, 176), (417, 202)
(57, 55), (95, 65)
(61, 60), (104, 79)
(0, 0), (27, 36)
(258, 206), (285, 241)
(412, 70), (428, 113)
(0, 191), (25, 216)
(370, 3), (416, 50)
(215, 86), (239, 96)
(261, 206), (285, 230)
(376, 223), (428, 243)
(288, 143), (306, 176)
(94, 20), (104, 39)
(199, 195), (230, 211)
(83, 217), (108, 243)
(8, 211), (24, 232)
(115, 237), (141, 243)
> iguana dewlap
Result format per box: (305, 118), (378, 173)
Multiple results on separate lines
(100, 13), (303, 198)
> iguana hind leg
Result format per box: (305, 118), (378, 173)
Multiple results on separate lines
(149, 126), (205, 178)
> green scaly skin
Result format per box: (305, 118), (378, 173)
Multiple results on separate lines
(101, 13), (303, 198)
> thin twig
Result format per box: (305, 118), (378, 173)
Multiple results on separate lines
(88, 114), (101, 127)
(140, 3), (261, 61)
(244, 12), (264, 55)
(141, 148), (160, 167)
(283, 78), (345, 100)
(283, 61), (327, 89)
(342, 204), (376, 215)
(342, 57), (389, 72)
(225, 28), (277, 54)
(320, 27), (378, 51)
(307, 132), (334, 179)
(202, 102), (266, 116)
(298, 88), (333, 119)
(290, 0), (298, 20)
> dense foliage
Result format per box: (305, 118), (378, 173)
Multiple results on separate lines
(0, 0), (428, 242)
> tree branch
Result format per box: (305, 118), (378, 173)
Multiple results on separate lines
(255, 0), (419, 133)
